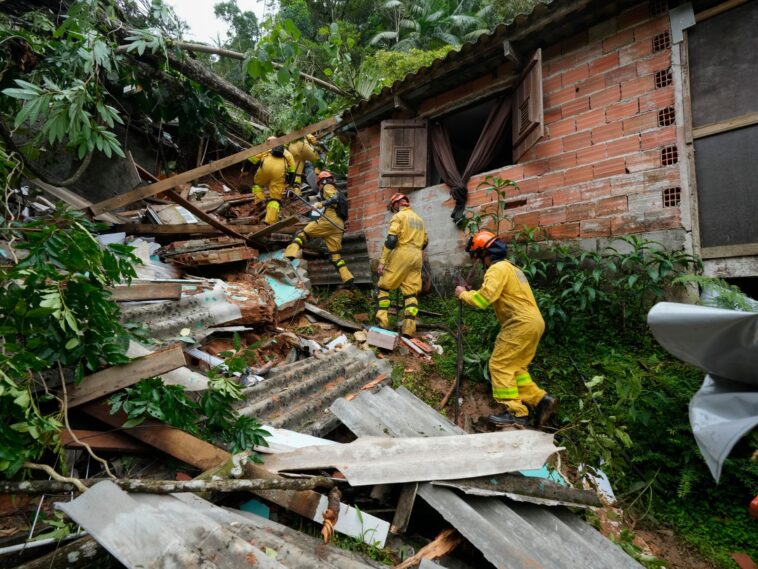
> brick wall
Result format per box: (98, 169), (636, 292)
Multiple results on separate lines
(346, 2), (686, 267)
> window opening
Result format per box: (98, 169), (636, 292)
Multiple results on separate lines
(655, 68), (673, 88)
(653, 31), (672, 52)
(661, 145), (678, 165)
(662, 186), (681, 206)
(658, 106), (676, 126)
(427, 96), (513, 186)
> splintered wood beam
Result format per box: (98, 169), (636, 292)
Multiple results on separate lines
(246, 215), (298, 240)
(60, 430), (152, 453)
(65, 345), (186, 408)
(108, 283), (182, 302)
(113, 224), (265, 236)
(88, 116), (339, 215)
(164, 190), (255, 246)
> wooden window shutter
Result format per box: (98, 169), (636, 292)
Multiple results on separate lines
(379, 119), (428, 188)
(512, 48), (544, 162)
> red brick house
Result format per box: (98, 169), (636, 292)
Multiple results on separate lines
(340, 0), (758, 283)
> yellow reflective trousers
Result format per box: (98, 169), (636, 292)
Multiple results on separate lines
(376, 246), (422, 336)
(283, 211), (353, 284)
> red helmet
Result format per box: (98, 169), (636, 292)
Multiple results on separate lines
(388, 193), (410, 212)
(465, 230), (498, 258)
(317, 170), (334, 185)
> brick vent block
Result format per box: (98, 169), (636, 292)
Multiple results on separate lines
(649, 0), (680, 16)
(662, 186), (682, 207)
(655, 68), (673, 89)
(653, 31), (671, 53)
(661, 145), (679, 166)
(658, 106), (676, 127)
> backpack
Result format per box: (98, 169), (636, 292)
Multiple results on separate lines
(334, 189), (348, 221)
(270, 144), (285, 158)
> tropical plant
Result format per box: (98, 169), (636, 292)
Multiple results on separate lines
(0, 206), (139, 477)
(371, 0), (492, 51)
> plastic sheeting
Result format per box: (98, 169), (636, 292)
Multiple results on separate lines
(647, 302), (758, 481)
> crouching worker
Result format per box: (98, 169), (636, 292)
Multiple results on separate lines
(252, 137), (296, 225)
(455, 231), (556, 428)
(376, 193), (428, 337)
(284, 171), (354, 286)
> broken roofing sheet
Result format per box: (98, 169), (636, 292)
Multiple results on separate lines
(331, 386), (643, 569)
(58, 481), (384, 569)
(648, 302), (758, 481)
(235, 344), (392, 436)
(263, 430), (562, 486)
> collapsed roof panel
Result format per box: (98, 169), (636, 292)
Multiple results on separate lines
(330, 386), (643, 569)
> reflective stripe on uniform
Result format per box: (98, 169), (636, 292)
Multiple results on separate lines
(404, 306), (418, 316)
(471, 291), (490, 309)
(378, 299), (391, 308)
(492, 386), (519, 399)
(516, 372), (534, 386)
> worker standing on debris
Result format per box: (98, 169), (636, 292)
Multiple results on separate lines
(284, 171), (354, 286)
(251, 136), (296, 225)
(288, 134), (322, 193)
(456, 231), (556, 428)
(376, 193), (428, 337)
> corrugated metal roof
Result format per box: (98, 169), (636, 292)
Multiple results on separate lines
(58, 481), (384, 569)
(330, 386), (643, 569)
(342, 0), (642, 128)
(235, 345), (392, 436)
(304, 232), (373, 286)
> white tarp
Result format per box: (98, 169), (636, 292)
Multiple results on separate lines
(647, 302), (758, 481)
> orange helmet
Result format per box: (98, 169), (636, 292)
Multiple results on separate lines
(465, 230), (498, 258)
(317, 170), (334, 185)
(388, 193), (410, 212)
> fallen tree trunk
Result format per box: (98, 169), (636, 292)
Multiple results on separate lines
(13, 536), (105, 569)
(0, 476), (335, 495)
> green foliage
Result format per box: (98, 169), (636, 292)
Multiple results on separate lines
(460, 175), (518, 235)
(109, 334), (270, 458)
(363, 46), (454, 88)
(0, 207), (139, 477)
(371, 0), (492, 51)
(674, 274), (758, 312)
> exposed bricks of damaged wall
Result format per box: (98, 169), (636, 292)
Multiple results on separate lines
(346, 2), (683, 254)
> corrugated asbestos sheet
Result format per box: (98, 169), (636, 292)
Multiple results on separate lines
(330, 387), (643, 569)
(263, 430), (561, 486)
(304, 231), (373, 286)
(235, 345), (392, 436)
(58, 481), (383, 569)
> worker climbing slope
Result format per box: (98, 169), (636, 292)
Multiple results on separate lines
(455, 231), (557, 428)
(251, 136), (296, 225)
(376, 193), (428, 337)
(288, 134), (322, 193)
(284, 171), (354, 286)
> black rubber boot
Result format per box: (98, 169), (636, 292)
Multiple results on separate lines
(338, 279), (356, 290)
(487, 412), (530, 427)
(533, 395), (557, 428)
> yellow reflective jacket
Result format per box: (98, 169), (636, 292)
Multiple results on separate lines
(380, 206), (428, 265)
(459, 260), (543, 326)
(253, 151), (296, 196)
(288, 139), (320, 176)
(248, 148), (295, 170)
(319, 182), (343, 224)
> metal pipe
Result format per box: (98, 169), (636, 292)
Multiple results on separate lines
(0, 532), (88, 556)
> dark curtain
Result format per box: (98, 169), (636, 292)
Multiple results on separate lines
(431, 96), (513, 224)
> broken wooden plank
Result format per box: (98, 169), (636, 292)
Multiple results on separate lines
(114, 223), (264, 236)
(108, 282), (182, 302)
(304, 302), (363, 331)
(171, 246), (257, 266)
(81, 402), (231, 471)
(246, 215), (298, 241)
(29, 178), (122, 224)
(60, 429), (152, 453)
(13, 536), (105, 569)
(66, 345), (186, 408)
(82, 405), (389, 546)
(395, 528), (461, 569)
(390, 482), (418, 535)
(89, 116), (339, 215)
(164, 190), (256, 246)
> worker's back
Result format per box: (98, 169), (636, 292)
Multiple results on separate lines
(391, 207), (427, 249)
(485, 260), (542, 326)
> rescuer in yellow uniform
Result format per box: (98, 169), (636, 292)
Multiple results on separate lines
(284, 171), (354, 286)
(376, 193), (428, 337)
(251, 137), (296, 225)
(287, 134), (321, 192)
(455, 230), (557, 428)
